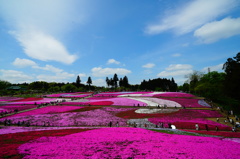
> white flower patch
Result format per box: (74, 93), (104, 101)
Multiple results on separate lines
(135, 108), (178, 114)
(126, 97), (181, 107)
(126, 97), (158, 106)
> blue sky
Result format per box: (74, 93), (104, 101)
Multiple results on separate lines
(0, 0), (240, 86)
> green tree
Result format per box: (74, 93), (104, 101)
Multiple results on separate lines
(61, 84), (77, 92)
(106, 77), (110, 87)
(76, 75), (81, 87)
(195, 71), (225, 100)
(87, 76), (92, 90)
(0, 80), (11, 90)
(113, 73), (119, 89)
(223, 52), (240, 100)
(28, 81), (49, 91)
(185, 71), (203, 93)
(122, 76), (129, 88)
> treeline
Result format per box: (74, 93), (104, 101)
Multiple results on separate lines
(179, 52), (240, 114)
(0, 73), (177, 95)
(139, 78), (177, 91)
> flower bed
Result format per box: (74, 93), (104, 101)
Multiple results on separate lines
(46, 92), (93, 98)
(0, 97), (24, 102)
(158, 97), (207, 108)
(0, 108), (130, 127)
(138, 97), (181, 107)
(183, 130), (240, 138)
(14, 97), (43, 102)
(17, 127), (240, 159)
(153, 92), (195, 98)
(62, 97), (148, 106)
(7, 98), (62, 105)
(0, 105), (37, 112)
(0, 128), (92, 158)
(1, 106), (83, 118)
(61, 101), (114, 106)
(116, 109), (179, 119)
(148, 109), (230, 131)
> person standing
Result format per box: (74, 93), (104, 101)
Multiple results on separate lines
(195, 124), (199, 130)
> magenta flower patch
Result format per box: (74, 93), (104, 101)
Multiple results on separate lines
(148, 109), (229, 130)
(18, 127), (240, 159)
(1, 105), (83, 118)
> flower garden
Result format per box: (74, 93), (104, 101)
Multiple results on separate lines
(0, 91), (240, 158)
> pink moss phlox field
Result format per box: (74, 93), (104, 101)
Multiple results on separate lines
(0, 105), (37, 112)
(1, 106), (83, 118)
(140, 97), (181, 107)
(62, 97), (147, 106)
(153, 92), (195, 98)
(0, 108), (129, 126)
(0, 126), (92, 135)
(7, 98), (60, 105)
(0, 97), (24, 102)
(94, 91), (153, 97)
(148, 109), (229, 130)
(46, 92), (93, 98)
(61, 100), (114, 106)
(18, 127), (240, 159)
(159, 97), (206, 108)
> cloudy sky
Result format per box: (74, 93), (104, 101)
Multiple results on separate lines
(0, 0), (240, 86)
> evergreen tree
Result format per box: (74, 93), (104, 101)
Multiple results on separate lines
(119, 78), (123, 87)
(106, 77), (110, 87)
(113, 73), (119, 88)
(123, 76), (129, 87)
(76, 75), (81, 87)
(87, 77), (92, 87)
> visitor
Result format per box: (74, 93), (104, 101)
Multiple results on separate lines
(168, 123), (171, 129)
(195, 124), (199, 130)
(205, 124), (209, 131)
(216, 126), (218, 131)
(216, 118), (219, 122)
(116, 121), (119, 127)
(109, 121), (112, 127)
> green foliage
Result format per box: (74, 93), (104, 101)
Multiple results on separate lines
(223, 52), (240, 101)
(139, 78), (177, 91)
(0, 80), (11, 90)
(76, 75), (81, 87)
(61, 84), (77, 92)
(48, 86), (61, 93)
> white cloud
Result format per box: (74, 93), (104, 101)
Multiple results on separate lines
(157, 64), (193, 84)
(107, 59), (120, 65)
(172, 53), (181, 57)
(92, 78), (106, 87)
(78, 73), (87, 77)
(0, 0), (91, 64)
(0, 69), (33, 83)
(158, 69), (193, 77)
(91, 67), (131, 77)
(166, 64), (192, 71)
(145, 0), (239, 35)
(202, 64), (224, 72)
(12, 58), (37, 68)
(36, 72), (75, 82)
(32, 64), (63, 73)
(194, 17), (240, 43)
(142, 63), (155, 68)
(11, 30), (78, 64)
